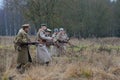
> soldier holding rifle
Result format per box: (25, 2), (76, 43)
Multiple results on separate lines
(14, 24), (37, 73)
(56, 28), (69, 56)
(36, 24), (52, 66)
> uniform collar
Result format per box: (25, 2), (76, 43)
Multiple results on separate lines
(19, 28), (27, 34)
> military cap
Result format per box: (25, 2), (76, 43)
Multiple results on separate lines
(22, 24), (30, 27)
(41, 24), (47, 27)
(54, 28), (59, 32)
(22, 24), (30, 30)
(46, 28), (52, 32)
(59, 28), (64, 31)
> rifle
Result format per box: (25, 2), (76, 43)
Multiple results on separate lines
(20, 42), (39, 63)
(20, 42), (39, 46)
(57, 40), (79, 48)
(46, 40), (60, 48)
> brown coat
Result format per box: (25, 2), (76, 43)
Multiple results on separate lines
(14, 29), (31, 64)
(36, 29), (46, 44)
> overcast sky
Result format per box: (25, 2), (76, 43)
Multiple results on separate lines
(110, 0), (117, 2)
(0, 0), (117, 9)
(0, 0), (3, 9)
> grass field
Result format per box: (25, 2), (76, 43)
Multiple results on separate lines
(0, 36), (120, 80)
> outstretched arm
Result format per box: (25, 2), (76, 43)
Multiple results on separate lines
(40, 31), (52, 40)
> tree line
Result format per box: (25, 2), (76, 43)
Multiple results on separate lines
(0, 0), (120, 38)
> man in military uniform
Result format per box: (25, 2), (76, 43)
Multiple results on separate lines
(51, 28), (59, 56)
(52, 28), (59, 42)
(44, 28), (53, 56)
(36, 24), (52, 66)
(45, 28), (52, 37)
(14, 24), (31, 73)
(56, 28), (69, 56)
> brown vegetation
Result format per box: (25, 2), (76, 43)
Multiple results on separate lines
(0, 37), (120, 80)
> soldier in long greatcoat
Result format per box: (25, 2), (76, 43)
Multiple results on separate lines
(14, 24), (31, 73)
(36, 24), (52, 66)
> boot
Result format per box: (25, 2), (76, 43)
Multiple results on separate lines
(45, 61), (49, 66)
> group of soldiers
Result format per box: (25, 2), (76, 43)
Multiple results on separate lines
(14, 24), (69, 73)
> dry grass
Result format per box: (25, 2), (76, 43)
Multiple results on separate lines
(0, 37), (120, 80)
